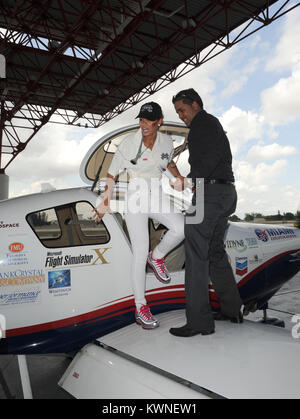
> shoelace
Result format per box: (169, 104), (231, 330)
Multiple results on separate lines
(139, 305), (153, 320)
(151, 254), (167, 274)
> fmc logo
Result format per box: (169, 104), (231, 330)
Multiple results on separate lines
(9, 242), (24, 253)
(255, 229), (269, 243)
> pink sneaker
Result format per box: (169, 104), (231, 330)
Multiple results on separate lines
(147, 251), (171, 284)
(135, 304), (159, 329)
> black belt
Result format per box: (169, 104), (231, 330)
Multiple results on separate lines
(192, 178), (234, 186)
(204, 179), (234, 185)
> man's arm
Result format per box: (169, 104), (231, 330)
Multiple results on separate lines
(167, 160), (185, 191)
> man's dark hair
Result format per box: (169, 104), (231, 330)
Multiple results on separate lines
(172, 88), (203, 109)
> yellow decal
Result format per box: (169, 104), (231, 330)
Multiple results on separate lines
(91, 248), (111, 265)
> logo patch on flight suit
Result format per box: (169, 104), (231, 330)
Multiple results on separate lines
(161, 153), (169, 160)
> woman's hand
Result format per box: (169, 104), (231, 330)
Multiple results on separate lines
(92, 198), (111, 223)
(170, 175), (185, 191)
(92, 174), (115, 223)
(166, 161), (186, 191)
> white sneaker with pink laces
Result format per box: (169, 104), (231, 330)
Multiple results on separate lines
(147, 251), (171, 284)
(135, 304), (159, 329)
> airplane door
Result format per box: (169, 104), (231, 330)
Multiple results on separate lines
(26, 196), (133, 326)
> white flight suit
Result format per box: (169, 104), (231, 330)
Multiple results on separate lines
(108, 129), (185, 308)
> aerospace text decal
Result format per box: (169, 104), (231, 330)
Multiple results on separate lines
(0, 220), (20, 229)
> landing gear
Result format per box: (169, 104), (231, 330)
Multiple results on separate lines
(257, 303), (285, 328)
(260, 308), (285, 328)
(243, 302), (285, 328)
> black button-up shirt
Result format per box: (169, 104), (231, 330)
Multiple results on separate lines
(187, 110), (234, 182)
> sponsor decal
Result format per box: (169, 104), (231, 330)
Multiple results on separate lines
(48, 270), (71, 297)
(225, 239), (247, 252)
(265, 227), (297, 241)
(0, 269), (45, 287)
(1, 248), (29, 266)
(255, 229), (269, 242)
(0, 288), (41, 307)
(9, 242), (24, 253)
(45, 248), (110, 269)
(48, 270), (71, 289)
(235, 257), (248, 276)
(0, 221), (20, 229)
(244, 237), (258, 248)
(248, 253), (263, 265)
(226, 237), (259, 252)
(255, 227), (296, 242)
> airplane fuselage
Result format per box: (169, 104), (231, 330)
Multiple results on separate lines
(0, 187), (299, 354)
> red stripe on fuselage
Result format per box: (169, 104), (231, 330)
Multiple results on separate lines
(6, 248), (299, 337)
(6, 286), (185, 337)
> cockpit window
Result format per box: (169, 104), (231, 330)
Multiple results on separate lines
(27, 208), (60, 240)
(27, 201), (110, 248)
(75, 202), (108, 238)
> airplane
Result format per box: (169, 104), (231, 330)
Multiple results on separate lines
(0, 122), (300, 399)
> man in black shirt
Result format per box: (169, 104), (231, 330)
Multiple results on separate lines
(169, 88), (242, 337)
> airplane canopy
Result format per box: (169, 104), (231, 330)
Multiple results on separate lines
(80, 122), (189, 186)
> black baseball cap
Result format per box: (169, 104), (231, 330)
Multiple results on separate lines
(135, 102), (163, 121)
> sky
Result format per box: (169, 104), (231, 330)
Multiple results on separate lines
(5, 4), (300, 219)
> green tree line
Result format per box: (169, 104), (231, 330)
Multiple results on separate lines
(230, 211), (300, 226)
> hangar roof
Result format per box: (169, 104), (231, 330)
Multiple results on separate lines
(0, 0), (297, 168)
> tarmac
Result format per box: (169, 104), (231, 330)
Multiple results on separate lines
(1, 273), (299, 399)
(0, 354), (73, 399)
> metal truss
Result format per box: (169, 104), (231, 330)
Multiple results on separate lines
(0, 0), (299, 170)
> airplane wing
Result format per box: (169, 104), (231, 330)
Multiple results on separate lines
(59, 309), (300, 399)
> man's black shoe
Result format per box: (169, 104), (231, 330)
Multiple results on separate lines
(169, 324), (215, 337)
(213, 311), (243, 323)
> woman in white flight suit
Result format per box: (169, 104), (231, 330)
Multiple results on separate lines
(93, 102), (185, 329)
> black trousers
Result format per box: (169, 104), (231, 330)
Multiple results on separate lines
(184, 183), (242, 332)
